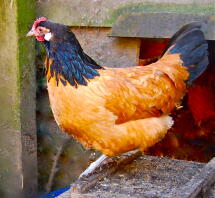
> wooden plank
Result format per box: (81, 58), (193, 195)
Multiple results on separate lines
(167, 157), (215, 198)
(70, 150), (142, 194)
(17, 1), (38, 197)
(57, 155), (214, 198)
(0, 2), (22, 197)
(0, 1), (37, 198)
(109, 12), (215, 40)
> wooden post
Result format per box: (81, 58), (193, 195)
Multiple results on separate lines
(0, 1), (37, 198)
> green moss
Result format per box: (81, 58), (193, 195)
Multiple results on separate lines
(104, 3), (215, 26)
(17, 0), (35, 88)
(16, 0), (37, 132)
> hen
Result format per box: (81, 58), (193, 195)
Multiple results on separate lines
(27, 18), (208, 178)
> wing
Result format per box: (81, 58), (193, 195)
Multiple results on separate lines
(97, 57), (188, 124)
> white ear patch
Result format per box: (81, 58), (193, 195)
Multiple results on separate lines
(44, 32), (52, 41)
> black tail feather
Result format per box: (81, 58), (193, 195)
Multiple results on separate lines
(162, 22), (208, 84)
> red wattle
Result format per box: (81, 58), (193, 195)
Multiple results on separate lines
(36, 36), (45, 42)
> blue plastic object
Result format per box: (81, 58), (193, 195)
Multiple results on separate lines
(41, 187), (70, 198)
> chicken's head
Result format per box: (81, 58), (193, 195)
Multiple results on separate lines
(27, 17), (74, 43)
(27, 17), (53, 42)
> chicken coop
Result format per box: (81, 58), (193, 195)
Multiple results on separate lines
(0, 0), (214, 198)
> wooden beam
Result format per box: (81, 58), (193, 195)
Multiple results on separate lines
(71, 150), (142, 194)
(0, 1), (37, 197)
(58, 155), (215, 198)
(167, 157), (215, 198)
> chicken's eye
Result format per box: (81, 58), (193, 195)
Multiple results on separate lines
(38, 27), (42, 32)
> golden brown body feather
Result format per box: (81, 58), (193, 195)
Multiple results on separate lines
(47, 54), (188, 156)
(26, 19), (207, 157)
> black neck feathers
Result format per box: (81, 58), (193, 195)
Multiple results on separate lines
(44, 29), (103, 87)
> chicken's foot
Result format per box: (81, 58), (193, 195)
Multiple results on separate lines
(71, 150), (142, 193)
(79, 154), (108, 179)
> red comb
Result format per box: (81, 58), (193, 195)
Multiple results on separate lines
(32, 17), (47, 30)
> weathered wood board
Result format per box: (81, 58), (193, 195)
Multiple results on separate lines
(0, 1), (37, 198)
(57, 155), (215, 198)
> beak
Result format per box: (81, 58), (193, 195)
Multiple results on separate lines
(26, 30), (35, 37)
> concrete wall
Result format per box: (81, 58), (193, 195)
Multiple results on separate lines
(110, 13), (215, 40)
(37, 0), (214, 26)
(71, 27), (140, 67)
(0, 1), (37, 198)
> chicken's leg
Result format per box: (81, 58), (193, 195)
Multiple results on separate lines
(72, 150), (141, 193)
(71, 150), (141, 194)
(79, 154), (108, 179)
